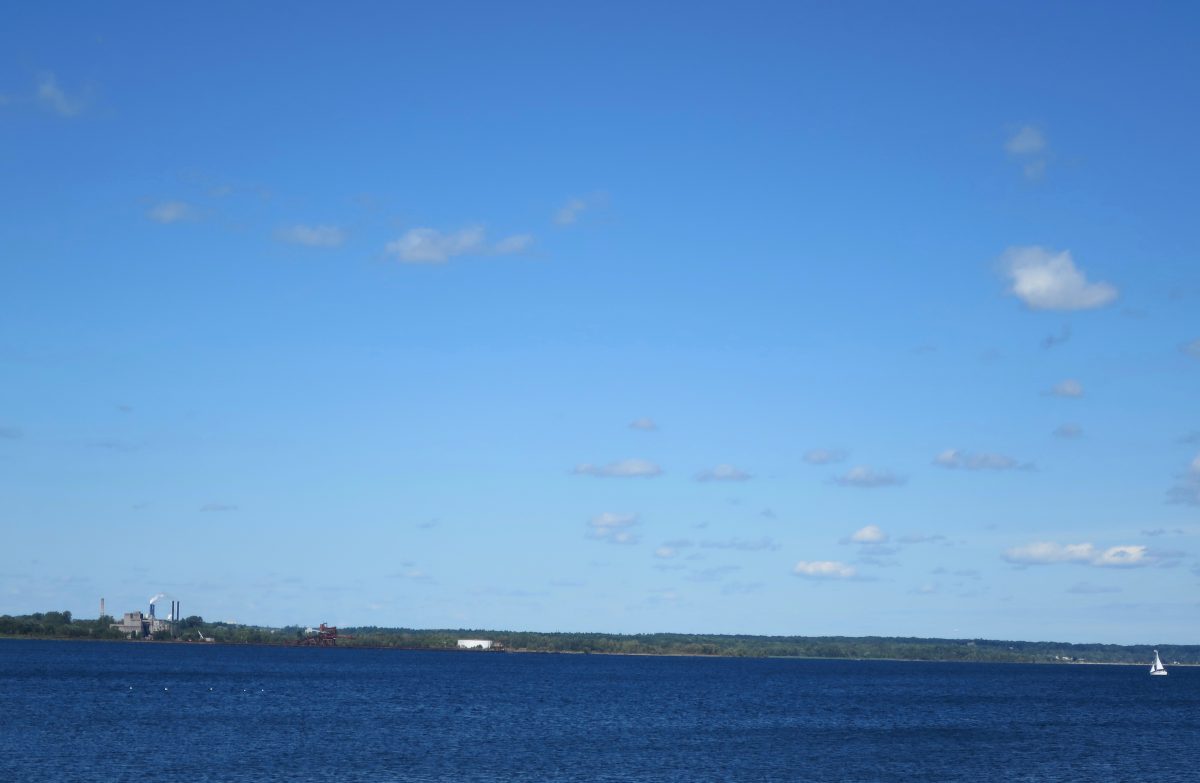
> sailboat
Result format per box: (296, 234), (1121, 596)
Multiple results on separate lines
(1150, 650), (1168, 676)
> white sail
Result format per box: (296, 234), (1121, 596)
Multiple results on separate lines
(1150, 650), (1168, 675)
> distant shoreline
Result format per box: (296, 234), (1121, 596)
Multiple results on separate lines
(1, 633), (1194, 667)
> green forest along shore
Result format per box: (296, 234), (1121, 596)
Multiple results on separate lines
(2, 611), (1195, 665)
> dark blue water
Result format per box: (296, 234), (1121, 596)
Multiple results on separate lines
(1, 640), (1196, 782)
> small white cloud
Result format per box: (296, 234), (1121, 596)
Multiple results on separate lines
(1022, 159), (1047, 181)
(1002, 246), (1117, 311)
(898, 533), (946, 544)
(834, 466), (903, 488)
(1003, 541), (1151, 568)
(554, 193), (606, 226)
(654, 546), (678, 559)
(1005, 126), (1046, 156)
(1048, 379), (1085, 398)
(1054, 423), (1083, 439)
(933, 449), (1028, 471)
(388, 566), (430, 581)
(555, 197), (588, 225)
(793, 560), (857, 579)
(1091, 545), (1149, 567)
(276, 224), (345, 247)
(803, 448), (847, 465)
(148, 201), (195, 224)
(849, 525), (888, 544)
(573, 458), (662, 478)
(37, 72), (85, 117)
(699, 537), (779, 552)
(1167, 454), (1200, 505)
(1181, 339), (1200, 359)
(385, 226), (483, 263)
(695, 464), (751, 482)
(492, 233), (534, 254)
(1067, 582), (1122, 595)
(384, 226), (533, 264)
(588, 512), (639, 545)
(628, 417), (657, 431)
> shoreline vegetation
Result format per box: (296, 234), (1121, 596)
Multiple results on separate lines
(2, 611), (1195, 665)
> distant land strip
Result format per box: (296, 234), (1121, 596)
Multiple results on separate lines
(2, 611), (1195, 665)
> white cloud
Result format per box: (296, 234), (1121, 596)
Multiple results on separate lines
(588, 512), (639, 545)
(1003, 541), (1152, 568)
(654, 546), (678, 559)
(849, 525), (888, 544)
(492, 233), (534, 254)
(388, 566), (431, 581)
(803, 448), (847, 465)
(554, 193), (606, 226)
(573, 458), (662, 478)
(1054, 423), (1083, 439)
(385, 226), (483, 263)
(1067, 582), (1121, 594)
(793, 560), (857, 579)
(1005, 126), (1046, 155)
(1002, 246), (1117, 311)
(276, 224), (345, 247)
(1181, 339), (1200, 359)
(695, 464), (751, 482)
(699, 537), (779, 551)
(898, 533), (946, 544)
(628, 417), (657, 431)
(1049, 379), (1085, 398)
(834, 466), (903, 488)
(933, 449), (1028, 471)
(384, 226), (532, 264)
(37, 72), (85, 117)
(1167, 454), (1200, 505)
(148, 201), (195, 224)
(1022, 159), (1047, 181)
(555, 197), (588, 225)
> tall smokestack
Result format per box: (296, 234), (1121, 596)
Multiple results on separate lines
(100, 597), (105, 618)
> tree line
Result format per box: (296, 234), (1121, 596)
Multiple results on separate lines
(2, 611), (1195, 665)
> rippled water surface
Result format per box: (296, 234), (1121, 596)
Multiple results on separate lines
(1, 639), (1196, 782)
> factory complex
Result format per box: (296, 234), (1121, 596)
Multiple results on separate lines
(109, 595), (182, 639)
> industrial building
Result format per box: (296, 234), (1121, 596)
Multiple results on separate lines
(456, 639), (495, 650)
(110, 595), (181, 639)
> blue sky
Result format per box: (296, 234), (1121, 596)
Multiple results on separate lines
(2, 3), (1198, 644)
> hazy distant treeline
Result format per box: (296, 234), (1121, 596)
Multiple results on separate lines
(0, 611), (123, 640)
(2, 612), (1195, 665)
(339, 627), (1198, 665)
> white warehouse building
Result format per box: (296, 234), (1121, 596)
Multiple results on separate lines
(456, 639), (494, 650)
